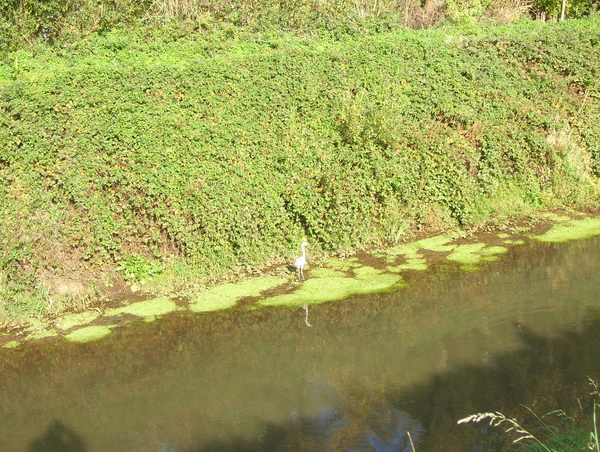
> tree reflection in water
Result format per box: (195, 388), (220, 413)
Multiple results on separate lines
(285, 374), (424, 451)
(29, 420), (86, 452)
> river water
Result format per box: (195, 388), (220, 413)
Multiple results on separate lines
(2, 236), (600, 451)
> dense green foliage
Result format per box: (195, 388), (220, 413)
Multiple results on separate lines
(1, 17), (600, 315)
(1, 0), (599, 54)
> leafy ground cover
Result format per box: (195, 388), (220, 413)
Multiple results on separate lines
(1, 17), (600, 323)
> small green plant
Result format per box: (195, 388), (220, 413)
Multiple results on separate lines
(0, 280), (52, 324)
(444, 0), (491, 24)
(458, 406), (594, 452)
(388, 219), (409, 245)
(589, 378), (600, 452)
(116, 255), (162, 283)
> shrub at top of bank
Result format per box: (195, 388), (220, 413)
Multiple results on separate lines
(0, 19), (600, 299)
(1, 0), (598, 54)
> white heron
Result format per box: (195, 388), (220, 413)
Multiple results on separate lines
(293, 241), (309, 281)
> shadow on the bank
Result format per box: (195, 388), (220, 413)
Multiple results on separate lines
(28, 420), (87, 452)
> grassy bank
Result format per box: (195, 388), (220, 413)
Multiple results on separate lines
(1, 17), (600, 323)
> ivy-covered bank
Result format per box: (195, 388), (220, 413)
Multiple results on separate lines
(1, 17), (600, 323)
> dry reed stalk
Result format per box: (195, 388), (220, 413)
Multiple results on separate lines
(457, 412), (536, 445)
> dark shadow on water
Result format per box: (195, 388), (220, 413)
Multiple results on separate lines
(29, 420), (87, 452)
(177, 308), (600, 452)
(187, 424), (287, 452)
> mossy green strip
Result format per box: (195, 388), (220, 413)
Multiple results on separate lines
(353, 266), (382, 278)
(404, 252), (425, 259)
(446, 243), (487, 265)
(387, 233), (461, 256)
(2, 340), (21, 349)
(106, 297), (178, 318)
(479, 246), (508, 256)
(322, 257), (361, 270)
(310, 267), (347, 278)
(534, 218), (600, 243)
(23, 319), (46, 333)
(446, 243), (508, 269)
(64, 325), (113, 343)
(28, 329), (58, 341)
(20, 319), (58, 341)
(386, 258), (428, 272)
(189, 291), (239, 312)
(416, 234), (460, 252)
(190, 276), (286, 312)
(258, 273), (405, 308)
(540, 212), (573, 222)
(57, 311), (101, 330)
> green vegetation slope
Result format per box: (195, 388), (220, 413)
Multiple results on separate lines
(1, 17), (600, 319)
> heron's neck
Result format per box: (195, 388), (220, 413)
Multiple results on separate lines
(301, 245), (306, 258)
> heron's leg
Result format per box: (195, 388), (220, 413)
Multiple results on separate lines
(302, 304), (312, 327)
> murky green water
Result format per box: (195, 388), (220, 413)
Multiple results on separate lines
(2, 237), (600, 451)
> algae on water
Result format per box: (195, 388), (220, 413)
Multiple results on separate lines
(386, 233), (461, 256)
(57, 311), (101, 331)
(258, 273), (405, 308)
(417, 234), (460, 252)
(190, 276), (286, 312)
(310, 267), (348, 278)
(2, 340), (21, 349)
(503, 239), (525, 245)
(353, 266), (383, 279)
(105, 297), (179, 318)
(386, 258), (428, 272)
(64, 325), (113, 343)
(446, 243), (487, 265)
(446, 243), (508, 271)
(534, 218), (600, 243)
(539, 212), (573, 223)
(387, 242), (421, 256)
(322, 258), (361, 271)
(28, 328), (58, 341)
(479, 246), (509, 256)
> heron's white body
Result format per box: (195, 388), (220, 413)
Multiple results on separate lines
(293, 241), (309, 281)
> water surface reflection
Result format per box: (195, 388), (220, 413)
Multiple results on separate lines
(2, 237), (600, 451)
